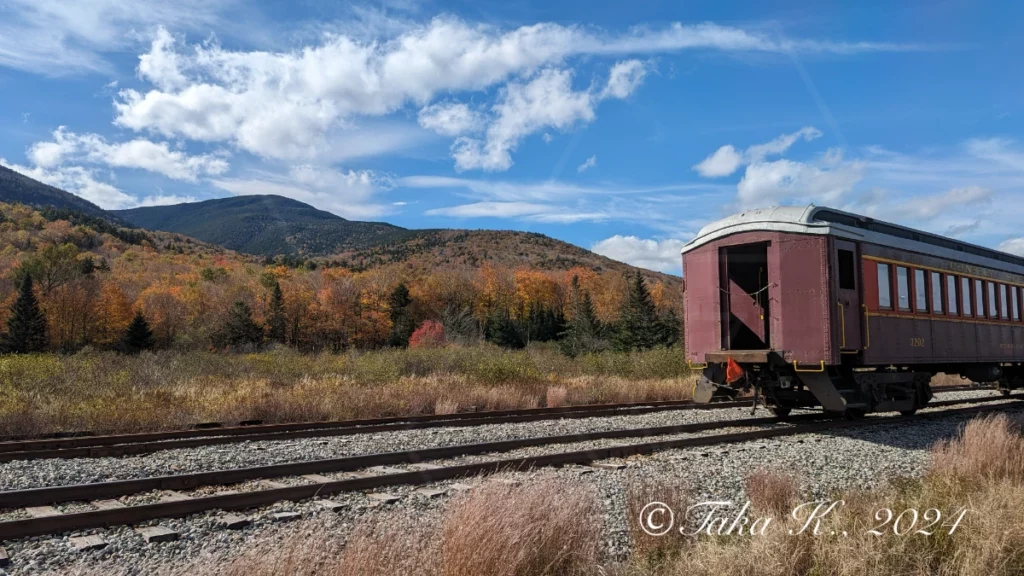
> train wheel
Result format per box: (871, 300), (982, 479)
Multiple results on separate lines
(1000, 388), (1012, 397)
(899, 408), (917, 416)
(844, 408), (866, 420)
(769, 407), (791, 420)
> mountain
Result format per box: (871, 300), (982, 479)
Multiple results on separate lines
(0, 167), (679, 286)
(0, 165), (112, 220)
(114, 195), (417, 256)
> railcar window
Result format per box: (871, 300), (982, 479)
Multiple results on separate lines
(932, 272), (943, 314)
(987, 282), (997, 318)
(1014, 288), (1020, 321)
(838, 250), (856, 290)
(1000, 284), (1009, 319)
(976, 279), (985, 317)
(962, 277), (972, 316)
(947, 275), (958, 315)
(897, 266), (910, 311)
(877, 264), (892, 309)
(914, 269), (927, 311)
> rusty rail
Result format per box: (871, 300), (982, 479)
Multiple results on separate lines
(0, 396), (1017, 541)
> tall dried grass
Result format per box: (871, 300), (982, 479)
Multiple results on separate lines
(0, 345), (694, 436)
(744, 468), (799, 518)
(638, 413), (1024, 576)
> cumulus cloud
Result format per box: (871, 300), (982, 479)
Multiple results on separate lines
(692, 145), (742, 177)
(135, 194), (199, 207)
(591, 235), (688, 274)
(417, 102), (484, 136)
(26, 127), (228, 181)
(601, 59), (647, 99)
(999, 238), (1024, 257)
(111, 19), (913, 167)
(887, 186), (992, 220)
(577, 155), (598, 173)
(452, 68), (600, 171)
(694, 126), (821, 177)
(736, 156), (864, 206)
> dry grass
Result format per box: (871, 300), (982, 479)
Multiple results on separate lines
(0, 345), (694, 437)
(744, 468), (799, 517)
(162, 476), (599, 576)
(634, 413), (1024, 576)
(441, 477), (602, 576)
(626, 479), (692, 565)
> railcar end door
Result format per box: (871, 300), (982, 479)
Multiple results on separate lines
(834, 240), (863, 351)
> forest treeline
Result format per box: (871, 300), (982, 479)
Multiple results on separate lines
(0, 203), (683, 355)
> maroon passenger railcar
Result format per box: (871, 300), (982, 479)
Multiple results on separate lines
(681, 206), (1024, 417)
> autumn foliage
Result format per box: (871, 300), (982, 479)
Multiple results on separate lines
(409, 320), (445, 349)
(0, 203), (682, 353)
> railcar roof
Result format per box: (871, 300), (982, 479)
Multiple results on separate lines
(681, 205), (1024, 276)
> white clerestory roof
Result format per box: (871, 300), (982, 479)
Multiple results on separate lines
(681, 205), (1024, 277)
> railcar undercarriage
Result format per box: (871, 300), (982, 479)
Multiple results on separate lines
(695, 353), (1024, 417)
(694, 352), (945, 418)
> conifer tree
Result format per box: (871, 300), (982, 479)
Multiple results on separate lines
(559, 276), (606, 357)
(120, 311), (155, 354)
(4, 275), (48, 353)
(614, 271), (662, 352)
(387, 282), (415, 347)
(221, 301), (264, 350)
(267, 281), (287, 344)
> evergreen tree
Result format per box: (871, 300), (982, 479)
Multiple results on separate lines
(387, 282), (415, 347)
(267, 281), (287, 344)
(559, 276), (606, 357)
(120, 311), (155, 354)
(485, 310), (526, 349)
(614, 271), (663, 352)
(4, 275), (48, 353)
(220, 301), (264, 350)
(657, 307), (682, 347)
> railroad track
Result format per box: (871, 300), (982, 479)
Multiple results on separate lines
(0, 393), (1017, 544)
(0, 384), (986, 463)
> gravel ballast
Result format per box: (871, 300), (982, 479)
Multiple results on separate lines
(0, 390), (1016, 575)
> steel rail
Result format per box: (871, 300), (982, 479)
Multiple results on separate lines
(0, 395), (1009, 509)
(0, 414), (828, 508)
(0, 396), (1018, 541)
(0, 385), (985, 462)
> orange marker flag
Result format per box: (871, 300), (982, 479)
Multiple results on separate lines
(726, 357), (744, 384)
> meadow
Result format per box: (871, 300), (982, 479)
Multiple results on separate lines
(0, 344), (695, 436)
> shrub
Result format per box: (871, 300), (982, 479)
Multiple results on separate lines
(410, 320), (445, 349)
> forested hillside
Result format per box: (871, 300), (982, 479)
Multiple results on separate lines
(0, 203), (682, 353)
(0, 165), (113, 220)
(115, 195), (417, 256)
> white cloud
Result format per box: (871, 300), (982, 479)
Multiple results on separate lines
(135, 194), (199, 207)
(998, 238), (1024, 257)
(0, 160), (137, 209)
(966, 138), (1024, 171)
(211, 166), (393, 219)
(887, 186), (992, 220)
(452, 68), (598, 171)
(426, 201), (557, 218)
(417, 101), (483, 136)
(736, 156), (864, 206)
(601, 59), (647, 99)
(694, 126), (821, 177)
(693, 145), (743, 177)
(26, 127), (228, 182)
(577, 155), (598, 173)
(0, 0), (230, 74)
(425, 201), (609, 222)
(591, 235), (688, 274)
(111, 19), (915, 166)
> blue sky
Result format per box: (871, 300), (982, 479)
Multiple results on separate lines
(1, 0), (1023, 274)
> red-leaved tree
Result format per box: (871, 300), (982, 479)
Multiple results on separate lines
(409, 320), (445, 349)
